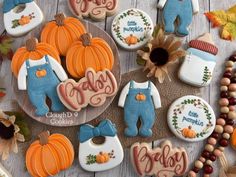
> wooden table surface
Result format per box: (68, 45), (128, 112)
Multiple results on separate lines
(0, 0), (236, 176)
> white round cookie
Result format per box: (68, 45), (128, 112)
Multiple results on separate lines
(111, 8), (153, 50)
(167, 95), (216, 142)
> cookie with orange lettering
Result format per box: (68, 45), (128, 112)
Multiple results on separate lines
(68, 0), (118, 21)
(57, 67), (118, 112)
(130, 140), (188, 177)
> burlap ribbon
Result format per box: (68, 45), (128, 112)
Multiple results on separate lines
(219, 153), (236, 177)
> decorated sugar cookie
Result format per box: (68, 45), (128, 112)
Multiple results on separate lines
(66, 33), (114, 78)
(179, 33), (218, 87)
(118, 80), (161, 137)
(3, 0), (43, 36)
(168, 95), (216, 142)
(78, 119), (124, 172)
(57, 68), (118, 112)
(68, 0), (118, 21)
(130, 140), (188, 177)
(17, 54), (68, 116)
(111, 8), (154, 50)
(40, 13), (86, 56)
(26, 131), (74, 177)
(157, 0), (199, 36)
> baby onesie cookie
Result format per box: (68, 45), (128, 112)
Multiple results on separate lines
(18, 55), (68, 116)
(40, 13), (86, 56)
(68, 0), (118, 21)
(26, 131), (74, 177)
(179, 33), (218, 87)
(66, 33), (114, 78)
(111, 8), (154, 50)
(130, 140), (188, 177)
(78, 119), (124, 172)
(168, 95), (216, 142)
(3, 0), (43, 36)
(118, 80), (161, 137)
(58, 68), (117, 112)
(157, 0), (199, 36)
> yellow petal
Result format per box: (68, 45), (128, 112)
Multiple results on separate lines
(168, 40), (182, 53)
(16, 133), (25, 142)
(155, 68), (165, 83)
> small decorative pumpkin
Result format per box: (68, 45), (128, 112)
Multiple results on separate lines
(231, 128), (236, 149)
(66, 33), (114, 78)
(11, 38), (60, 77)
(26, 131), (74, 177)
(96, 152), (110, 164)
(181, 126), (197, 138)
(125, 34), (138, 46)
(36, 69), (47, 78)
(135, 93), (146, 101)
(41, 13), (86, 56)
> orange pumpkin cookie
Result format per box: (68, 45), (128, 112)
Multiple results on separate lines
(231, 128), (236, 150)
(11, 38), (60, 77)
(26, 131), (74, 177)
(167, 95), (216, 142)
(66, 33), (114, 78)
(40, 13), (86, 56)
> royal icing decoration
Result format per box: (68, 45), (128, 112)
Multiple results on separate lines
(57, 68), (118, 112)
(68, 0), (118, 21)
(157, 0), (199, 36)
(78, 119), (124, 172)
(130, 140), (188, 177)
(168, 95), (216, 142)
(118, 80), (161, 137)
(3, 0), (43, 36)
(111, 8), (154, 50)
(179, 33), (218, 87)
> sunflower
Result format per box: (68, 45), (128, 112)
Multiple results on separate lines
(137, 27), (186, 83)
(0, 110), (25, 160)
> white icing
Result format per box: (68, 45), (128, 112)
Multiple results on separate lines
(111, 8), (153, 50)
(79, 136), (124, 172)
(167, 95), (216, 142)
(18, 55), (68, 90)
(3, 1), (43, 36)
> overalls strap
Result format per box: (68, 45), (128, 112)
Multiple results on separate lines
(129, 80), (134, 89)
(45, 55), (49, 64)
(25, 60), (30, 68)
(148, 81), (151, 89)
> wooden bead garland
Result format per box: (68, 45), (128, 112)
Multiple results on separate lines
(188, 54), (236, 177)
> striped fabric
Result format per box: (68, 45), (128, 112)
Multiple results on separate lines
(189, 40), (218, 55)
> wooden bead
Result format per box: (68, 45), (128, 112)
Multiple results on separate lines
(188, 171), (197, 177)
(229, 84), (236, 91)
(229, 55), (236, 62)
(204, 175), (210, 177)
(220, 113), (228, 119)
(214, 125), (224, 133)
(226, 119), (234, 125)
(226, 61), (234, 67)
(221, 91), (229, 98)
(229, 106), (235, 111)
(229, 92), (236, 97)
(224, 125), (234, 133)
(194, 160), (203, 169)
(221, 107), (229, 113)
(209, 154), (216, 161)
(204, 165), (213, 174)
(231, 76), (236, 83)
(208, 137), (217, 145)
(219, 146), (225, 151)
(205, 144), (214, 152)
(229, 97), (236, 105)
(213, 149), (222, 157)
(226, 67), (233, 72)
(219, 139), (229, 147)
(211, 132), (219, 139)
(216, 118), (226, 126)
(223, 71), (232, 78)
(220, 86), (228, 91)
(223, 133), (230, 139)
(228, 111), (236, 119)
(202, 150), (210, 158)
(206, 160), (213, 165)
(221, 78), (231, 86)
(199, 157), (206, 163)
(219, 98), (229, 106)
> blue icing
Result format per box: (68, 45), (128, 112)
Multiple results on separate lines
(3, 0), (33, 13)
(187, 48), (217, 62)
(78, 119), (117, 143)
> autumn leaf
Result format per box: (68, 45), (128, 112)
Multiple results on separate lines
(205, 5), (236, 41)
(0, 34), (14, 62)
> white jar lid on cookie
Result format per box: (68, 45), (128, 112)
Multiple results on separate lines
(111, 8), (153, 50)
(167, 95), (216, 142)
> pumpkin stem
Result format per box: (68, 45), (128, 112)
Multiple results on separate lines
(188, 126), (192, 129)
(26, 38), (38, 51)
(38, 131), (50, 145)
(55, 13), (65, 26)
(80, 33), (92, 46)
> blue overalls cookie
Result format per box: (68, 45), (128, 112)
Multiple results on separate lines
(17, 55), (68, 116)
(118, 80), (161, 137)
(157, 0), (199, 36)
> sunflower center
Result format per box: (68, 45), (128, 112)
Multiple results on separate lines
(150, 48), (169, 66)
(0, 123), (15, 140)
